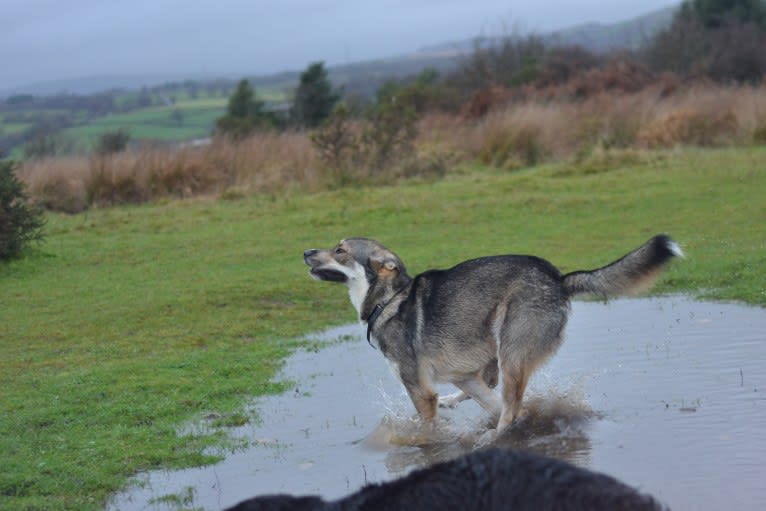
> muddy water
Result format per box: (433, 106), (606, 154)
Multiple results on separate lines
(109, 297), (766, 511)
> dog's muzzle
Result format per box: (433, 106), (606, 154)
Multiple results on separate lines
(303, 249), (347, 283)
(304, 249), (319, 263)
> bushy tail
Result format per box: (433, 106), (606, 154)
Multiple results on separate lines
(562, 235), (683, 298)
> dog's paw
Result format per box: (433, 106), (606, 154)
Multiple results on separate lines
(438, 391), (467, 409)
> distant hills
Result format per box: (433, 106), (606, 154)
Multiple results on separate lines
(1, 6), (676, 99)
(263, 5), (677, 99)
(547, 6), (676, 52)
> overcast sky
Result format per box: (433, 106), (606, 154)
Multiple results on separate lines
(2, 0), (681, 91)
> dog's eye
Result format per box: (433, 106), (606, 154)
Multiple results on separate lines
(335, 247), (346, 254)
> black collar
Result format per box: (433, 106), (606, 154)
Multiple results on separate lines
(366, 304), (385, 348)
(365, 286), (407, 349)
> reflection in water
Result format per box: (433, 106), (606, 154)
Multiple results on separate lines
(108, 297), (766, 511)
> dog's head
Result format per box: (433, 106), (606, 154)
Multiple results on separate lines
(303, 238), (409, 318)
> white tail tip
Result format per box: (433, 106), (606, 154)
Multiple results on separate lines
(667, 240), (685, 258)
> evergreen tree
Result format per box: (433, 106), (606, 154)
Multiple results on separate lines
(226, 79), (263, 118)
(292, 62), (339, 128)
(0, 160), (45, 260)
(216, 79), (270, 138)
(684, 0), (766, 28)
(648, 0), (766, 81)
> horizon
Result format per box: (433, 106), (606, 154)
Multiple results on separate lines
(2, 0), (680, 95)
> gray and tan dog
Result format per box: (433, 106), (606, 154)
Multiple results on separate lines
(303, 235), (682, 432)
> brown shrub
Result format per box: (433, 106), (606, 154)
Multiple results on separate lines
(19, 133), (320, 212)
(466, 103), (569, 169)
(754, 123), (766, 144)
(638, 108), (738, 147)
(635, 85), (755, 148)
(20, 157), (89, 213)
(461, 86), (514, 119)
(86, 156), (147, 206)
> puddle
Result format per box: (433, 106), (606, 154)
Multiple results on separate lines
(108, 297), (766, 511)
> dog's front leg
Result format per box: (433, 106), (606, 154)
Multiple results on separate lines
(402, 379), (438, 426)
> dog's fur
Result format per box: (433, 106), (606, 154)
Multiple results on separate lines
(225, 448), (667, 511)
(304, 235), (681, 431)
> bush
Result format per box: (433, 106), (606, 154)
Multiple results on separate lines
(479, 124), (544, 169)
(753, 123), (766, 144)
(449, 35), (546, 92)
(95, 128), (131, 155)
(0, 160), (45, 260)
(310, 103), (355, 172)
(360, 99), (418, 172)
(638, 108), (739, 147)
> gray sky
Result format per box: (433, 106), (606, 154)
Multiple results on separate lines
(2, 0), (681, 91)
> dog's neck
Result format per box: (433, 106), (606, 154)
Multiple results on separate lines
(359, 273), (411, 322)
(347, 267), (370, 317)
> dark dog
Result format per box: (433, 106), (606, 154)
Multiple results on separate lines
(225, 448), (667, 510)
(304, 235), (682, 431)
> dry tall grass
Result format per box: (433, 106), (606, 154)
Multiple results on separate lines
(453, 83), (766, 168)
(19, 83), (766, 213)
(21, 134), (320, 213)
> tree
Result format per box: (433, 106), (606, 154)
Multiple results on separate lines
(137, 87), (153, 108)
(170, 109), (185, 127)
(22, 125), (78, 159)
(684, 0), (766, 28)
(95, 128), (131, 155)
(647, 0), (766, 82)
(291, 62), (339, 128)
(0, 160), (45, 260)
(215, 79), (271, 138)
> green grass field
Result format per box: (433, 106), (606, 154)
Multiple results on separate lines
(63, 103), (223, 145)
(1, 147), (764, 510)
(1, 122), (34, 135)
(1, 87), (288, 156)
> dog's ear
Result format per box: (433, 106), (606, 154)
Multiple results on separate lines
(369, 251), (398, 277)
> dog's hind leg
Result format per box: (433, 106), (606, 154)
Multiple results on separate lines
(439, 358), (498, 409)
(454, 376), (502, 419)
(438, 391), (470, 409)
(497, 362), (530, 432)
(495, 305), (567, 432)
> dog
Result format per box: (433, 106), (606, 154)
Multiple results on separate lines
(225, 448), (667, 510)
(303, 235), (681, 432)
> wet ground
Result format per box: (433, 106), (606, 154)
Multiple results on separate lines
(109, 297), (766, 511)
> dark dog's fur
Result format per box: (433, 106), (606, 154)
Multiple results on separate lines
(304, 235), (682, 431)
(225, 448), (667, 511)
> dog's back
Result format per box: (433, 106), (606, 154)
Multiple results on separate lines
(226, 449), (666, 511)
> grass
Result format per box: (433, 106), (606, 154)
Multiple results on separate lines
(1, 88), (288, 156)
(1, 122), (33, 135)
(1, 146), (765, 510)
(63, 104), (222, 144)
